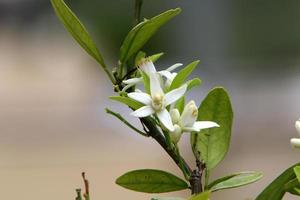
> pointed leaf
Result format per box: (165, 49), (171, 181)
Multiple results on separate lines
(208, 171), (262, 192)
(116, 169), (189, 193)
(191, 88), (233, 174)
(120, 8), (181, 63)
(294, 166), (300, 182)
(110, 96), (143, 110)
(169, 60), (199, 91)
(284, 178), (300, 196)
(188, 191), (211, 200)
(51, 0), (105, 67)
(149, 52), (164, 63)
(187, 78), (202, 91)
(256, 162), (300, 200)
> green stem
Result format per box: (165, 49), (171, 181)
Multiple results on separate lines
(106, 108), (149, 137)
(134, 0), (143, 26)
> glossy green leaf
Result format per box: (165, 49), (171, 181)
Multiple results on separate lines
(169, 60), (200, 91)
(208, 171), (262, 192)
(186, 78), (202, 91)
(116, 169), (189, 193)
(120, 8), (181, 63)
(109, 96), (143, 110)
(149, 52), (164, 63)
(51, 0), (105, 67)
(191, 87), (233, 181)
(188, 191), (211, 200)
(151, 197), (185, 200)
(256, 162), (300, 200)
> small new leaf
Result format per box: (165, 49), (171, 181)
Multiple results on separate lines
(116, 169), (189, 193)
(110, 96), (143, 110)
(120, 8), (181, 64)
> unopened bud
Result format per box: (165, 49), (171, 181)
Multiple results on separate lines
(170, 124), (182, 144)
(291, 138), (300, 148)
(170, 109), (180, 124)
(295, 119), (300, 136)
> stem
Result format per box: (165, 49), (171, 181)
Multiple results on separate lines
(140, 117), (192, 179)
(134, 0), (143, 26)
(101, 63), (116, 85)
(106, 108), (149, 137)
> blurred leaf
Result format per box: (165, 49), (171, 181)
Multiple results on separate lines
(186, 78), (202, 91)
(169, 60), (200, 91)
(116, 169), (189, 193)
(285, 178), (300, 196)
(120, 8), (181, 63)
(149, 52), (164, 63)
(174, 97), (185, 114)
(294, 166), (300, 182)
(135, 51), (146, 67)
(141, 71), (150, 94)
(109, 96), (143, 110)
(51, 0), (105, 67)
(256, 162), (300, 200)
(188, 191), (211, 200)
(191, 87), (233, 181)
(151, 197), (185, 200)
(208, 171), (262, 192)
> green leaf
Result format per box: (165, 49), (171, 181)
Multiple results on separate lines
(256, 162), (300, 200)
(285, 178), (300, 196)
(186, 78), (202, 91)
(169, 60), (200, 91)
(120, 8), (181, 63)
(294, 166), (300, 182)
(174, 97), (185, 114)
(50, 0), (105, 67)
(190, 87), (233, 182)
(149, 52), (164, 63)
(140, 71), (150, 94)
(109, 96), (143, 110)
(208, 171), (262, 192)
(188, 191), (211, 200)
(116, 169), (189, 193)
(135, 51), (146, 67)
(151, 197), (185, 200)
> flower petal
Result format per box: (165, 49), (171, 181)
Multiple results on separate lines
(291, 138), (300, 148)
(123, 77), (142, 85)
(158, 70), (173, 80)
(192, 121), (220, 131)
(157, 109), (175, 131)
(150, 73), (164, 97)
(131, 106), (155, 117)
(128, 92), (152, 105)
(164, 84), (187, 106)
(166, 63), (183, 72)
(180, 100), (198, 127)
(140, 60), (157, 75)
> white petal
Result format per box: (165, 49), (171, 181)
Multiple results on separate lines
(150, 73), (164, 97)
(140, 60), (157, 75)
(296, 119), (300, 136)
(164, 84), (187, 106)
(157, 109), (175, 132)
(158, 70), (173, 80)
(192, 121), (220, 131)
(123, 77), (142, 85)
(180, 100), (198, 127)
(291, 138), (300, 148)
(166, 63), (183, 72)
(131, 106), (155, 117)
(128, 92), (152, 105)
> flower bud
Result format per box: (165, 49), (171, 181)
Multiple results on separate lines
(138, 58), (156, 75)
(290, 138), (300, 148)
(170, 124), (182, 144)
(295, 119), (300, 136)
(170, 109), (180, 124)
(180, 100), (198, 127)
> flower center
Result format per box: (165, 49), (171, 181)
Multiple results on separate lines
(152, 93), (164, 111)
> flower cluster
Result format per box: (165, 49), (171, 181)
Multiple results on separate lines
(124, 58), (219, 143)
(290, 119), (300, 148)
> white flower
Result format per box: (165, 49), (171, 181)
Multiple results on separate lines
(291, 119), (300, 148)
(128, 73), (187, 131)
(159, 63), (183, 88)
(169, 101), (219, 143)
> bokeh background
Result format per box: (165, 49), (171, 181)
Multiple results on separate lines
(1, 0), (300, 199)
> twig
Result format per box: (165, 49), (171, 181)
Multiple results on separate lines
(82, 172), (90, 200)
(106, 108), (149, 137)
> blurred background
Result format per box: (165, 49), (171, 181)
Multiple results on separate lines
(0, 0), (300, 199)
